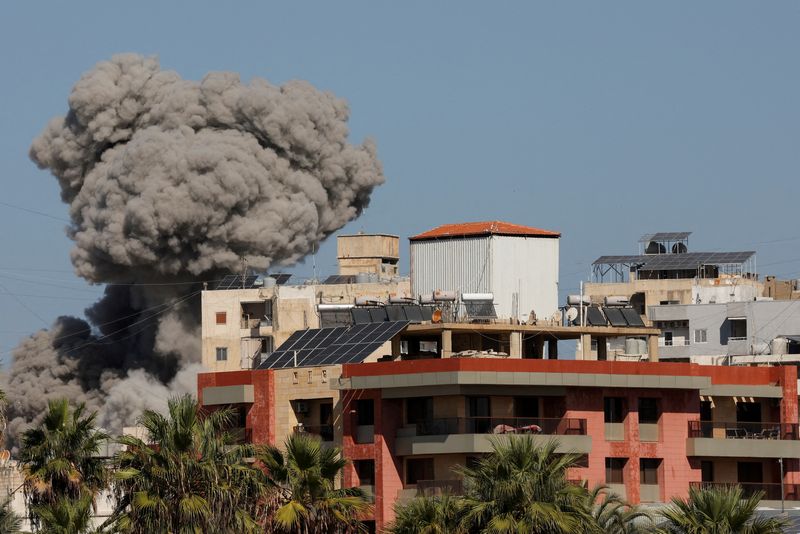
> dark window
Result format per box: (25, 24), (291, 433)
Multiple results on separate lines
(215, 312), (226, 325)
(640, 459), (661, 485)
(216, 347), (228, 361)
(406, 458), (434, 485)
(736, 402), (761, 423)
(604, 397), (625, 423)
(729, 318), (747, 339)
(354, 459), (375, 486)
(467, 397), (491, 433)
(574, 455), (589, 468)
(466, 456), (482, 469)
(737, 461), (763, 484)
(356, 399), (375, 426)
(514, 397), (539, 418)
(605, 458), (626, 484)
(406, 397), (433, 425)
(701, 461), (714, 482)
(638, 398), (660, 425)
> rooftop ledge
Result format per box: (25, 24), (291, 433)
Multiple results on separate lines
(333, 358), (788, 392)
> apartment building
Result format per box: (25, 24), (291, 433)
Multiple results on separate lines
(196, 222), (800, 530)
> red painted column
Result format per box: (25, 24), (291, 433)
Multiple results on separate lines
(778, 366), (800, 486)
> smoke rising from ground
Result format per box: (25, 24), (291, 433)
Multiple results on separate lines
(5, 54), (384, 445)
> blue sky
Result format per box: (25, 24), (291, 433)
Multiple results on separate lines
(1, 2), (799, 359)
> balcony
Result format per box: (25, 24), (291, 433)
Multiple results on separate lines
(690, 482), (800, 502)
(416, 417), (587, 437)
(687, 421), (800, 458)
(395, 417), (590, 456)
(293, 424), (334, 442)
(688, 421), (798, 440)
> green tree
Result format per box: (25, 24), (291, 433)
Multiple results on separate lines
(388, 493), (466, 534)
(456, 437), (600, 534)
(589, 486), (653, 534)
(31, 494), (93, 534)
(19, 399), (110, 531)
(658, 485), (788, 534)
(0, 497), (23, 534)
(110, 394), (268, 534)
(259, 432), (371, 533)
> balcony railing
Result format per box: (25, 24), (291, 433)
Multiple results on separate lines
(415, 417), (587, 437)
(691, 481), (800, 501)
(416, 479), (464, 496)
(688, 421), (799, 440)
(293, 424), (334, 442)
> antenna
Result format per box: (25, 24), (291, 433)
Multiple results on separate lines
(312, 243), (317, 283)
(241, 257), (248, 289)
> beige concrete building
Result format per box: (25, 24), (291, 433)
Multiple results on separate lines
(201, 234), (410, 372)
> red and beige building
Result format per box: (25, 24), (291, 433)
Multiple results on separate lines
(197, 222), (800, 531)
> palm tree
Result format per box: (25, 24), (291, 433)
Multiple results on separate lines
(31, 494), (93, 534)
(19, 399), (109, 530)
(110, 394), (268, 534)
(0, 497), (23, 533)
(388, 493), (465, 534)
(456, 436), (600, 534)
(259, 432), (371, 533)
(589, 486), (653, 534)
(658, 485), (788, 534)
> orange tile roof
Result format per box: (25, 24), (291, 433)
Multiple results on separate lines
(410, 221), (560, 241)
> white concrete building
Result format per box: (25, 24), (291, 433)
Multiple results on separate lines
(409, 221), (560, 321)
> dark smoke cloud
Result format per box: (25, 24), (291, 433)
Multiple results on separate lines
(5, 54), (384, 445)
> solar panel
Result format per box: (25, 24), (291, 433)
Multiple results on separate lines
(319, 310), (352, 328)
(593, 251), (754, 269)
(269, 273), (292, 285)
(621, 308), (645, 327)
(215, 274), (259, 290)
(586, 307), (607, 326)
(403, 305), (424, 323)
(386, 306), (406, 321)
(369, 308), (388, 322)
(323, 274), (356, 285)
(603, 307), (627, 327)
(464, 301), (497, 319)
(352, 308), (373, 324)
(420, 306), (434, 321)
(639, 232), (691, 242)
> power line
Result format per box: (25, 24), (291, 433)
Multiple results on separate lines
(0, 200), (70, 223)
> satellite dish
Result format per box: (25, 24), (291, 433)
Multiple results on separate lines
(566, 307), (579, 323)
(432, 309), (443, 323)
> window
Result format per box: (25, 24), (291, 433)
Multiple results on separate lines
(729, 318), (747, 339)
(355, 459), (375, 485)
(605, 458), (626, 484)
(701, 460), (714, 482)
(405, 458), (434, 485)
(356, 399), (375, 426)
(406, 397), (433, 425)
(604, 397), (625, 423)
(640, 459), (661, 485)
(215, 347), (228, 361)
(694, 329), (707, 344)
(659, 300), (680, 305)
(419, 341), (438, 353)
(215, 312), (227, 325)
(638, 398), (660, 425)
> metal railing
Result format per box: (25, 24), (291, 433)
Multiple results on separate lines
(416, 479), (464, 496)
(659, 338), (690, 347)
(293, 424), (334, 442)
(690, 481), (800, 501)
(688, 421), (799, 440)
(415, 417), (587, 437)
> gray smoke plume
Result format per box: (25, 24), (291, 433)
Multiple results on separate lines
(5, 54), (384, 445)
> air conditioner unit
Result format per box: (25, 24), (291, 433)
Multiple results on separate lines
(295, 401), (309, 414)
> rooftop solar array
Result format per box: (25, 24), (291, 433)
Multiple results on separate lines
(604, 307), (627, 327)
(639, 232), (692, 243)
(621, 308), (646, 327)
(216, 274), (259, 290)
(593, 251), (755, 270)
(464, 301), (498, 319)
(586, 307), (607, 326)
(323, 274), (356, 285)
(258, 321), (408, 369)
(269, 273), (292, 285)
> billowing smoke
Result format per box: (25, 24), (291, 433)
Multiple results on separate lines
(5, 54), (384, 445)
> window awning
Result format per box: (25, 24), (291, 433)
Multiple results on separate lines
(727, 316), (746, 321)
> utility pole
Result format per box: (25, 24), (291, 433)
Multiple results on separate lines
(779, 457), (785, 513)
